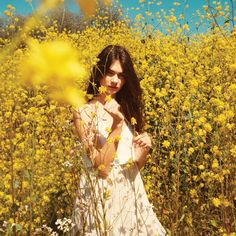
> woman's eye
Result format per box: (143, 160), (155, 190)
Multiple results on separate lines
(107, 71), (114, 76)
(118, 74), (125, 80)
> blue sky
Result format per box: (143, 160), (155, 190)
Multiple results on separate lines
(0, 0), (207, 16)
(0, 0), (235, 33)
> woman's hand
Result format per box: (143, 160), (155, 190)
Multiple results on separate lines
(133, 132), (152, 169)
(133, 132), (152, 151)
(104, 99), (124, 128)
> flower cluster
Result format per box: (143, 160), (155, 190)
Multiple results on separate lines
(55, 218), (75, 233)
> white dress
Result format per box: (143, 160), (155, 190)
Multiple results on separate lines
(71, 104), (166, 236)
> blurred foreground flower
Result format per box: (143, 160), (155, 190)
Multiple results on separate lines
(76, 0), (97, 17)
(40, 0), (64, 10)
(103, 0), (112, 5)
(76, 0), (112, 18)
(20, 40), (86, 108)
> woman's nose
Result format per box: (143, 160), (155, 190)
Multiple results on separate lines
(111, 74), (118, 83)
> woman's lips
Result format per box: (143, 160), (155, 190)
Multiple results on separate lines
(108, 86), (118, 91)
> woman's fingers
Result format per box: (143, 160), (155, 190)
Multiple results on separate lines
(133, 133), (146, 140)
(133, 132), (152, 148)
(133, 132), (150, 142)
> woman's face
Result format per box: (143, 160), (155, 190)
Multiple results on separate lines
(99, 60), (126, 97)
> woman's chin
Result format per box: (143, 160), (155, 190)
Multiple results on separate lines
(106, 90), (118, 96)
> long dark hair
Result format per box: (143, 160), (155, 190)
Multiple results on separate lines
(87, 45), (144, 132)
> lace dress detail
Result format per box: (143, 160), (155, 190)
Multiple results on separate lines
(71, 105), (166, 236)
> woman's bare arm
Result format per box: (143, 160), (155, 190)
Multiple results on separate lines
(133, 132), (152, 169)
(73, 101), (124, 178)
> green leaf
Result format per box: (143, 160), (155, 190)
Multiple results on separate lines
(11, 223), (22, 232)
(13, 180), (20, 189)
(210, 220), (218, 228)
(15, 224), (22, 232)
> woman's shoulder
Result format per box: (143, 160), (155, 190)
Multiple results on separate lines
(77, 99), (98, 111)
(75, 100), (98, 120)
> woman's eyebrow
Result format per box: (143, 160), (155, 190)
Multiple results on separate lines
(108, 68), (124, 75)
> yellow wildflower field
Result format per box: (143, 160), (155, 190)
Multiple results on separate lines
(0, 0), (235, 235)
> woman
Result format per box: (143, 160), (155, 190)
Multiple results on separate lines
(72, 45), (166, 236)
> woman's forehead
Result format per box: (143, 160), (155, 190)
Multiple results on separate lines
(109, 60), (123, 73)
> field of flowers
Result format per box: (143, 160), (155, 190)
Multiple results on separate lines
(0, 0), (235, 235)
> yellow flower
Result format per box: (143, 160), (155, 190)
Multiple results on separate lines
(106, 137), (114, 144)
(186, 213), (193, 226)
(215, 5), (222, 11)
(230, 145), (236, 157)
(190, 189), (197, 198)
(9, 218), (14, 224)
(222, 199), (230, 207)
(198, 165), (205, 170)
(212, 159), (219, 169)
(98, 164), (105, 171)
(202, 5), (208, 11)
(211, 145), (220, 156)
(145, 11), (152, 17)
(169, 15), (177, 23)
(204, 154), (209, 159)
(212, 197), (221, 207)
(206, 13), (211, 19)
(114, 135), (121, 142)
(20, 40), (86, 107)
(188, 147), (194, 156)
(182, 24), (189, 30)
(215, 113), (227, 125)
(39, 139), (46, 145)
(21, 40), (86, 85)
(87, 94), (94, 100)
(105, 95), (112, 102)
(103, 189), (111, 200)
(131, 117), (137, 125)
(7, 4), (15, 10)
(173, 2), (181, 6)
(4, 10), (12, 17)
(135, 14), (143, 21)
(124, 157), (134, 169)
(43, 195), (50, 202)
(103, 0), (112, 5)
(162, 140), (170, 148)
(203, 123), (212, 132)
(105, 127), (111, 134)
(99, 86), (107, 94)
(170, 151), (175, 158)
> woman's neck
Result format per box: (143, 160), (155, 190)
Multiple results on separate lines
(95, 94), (116, 105)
